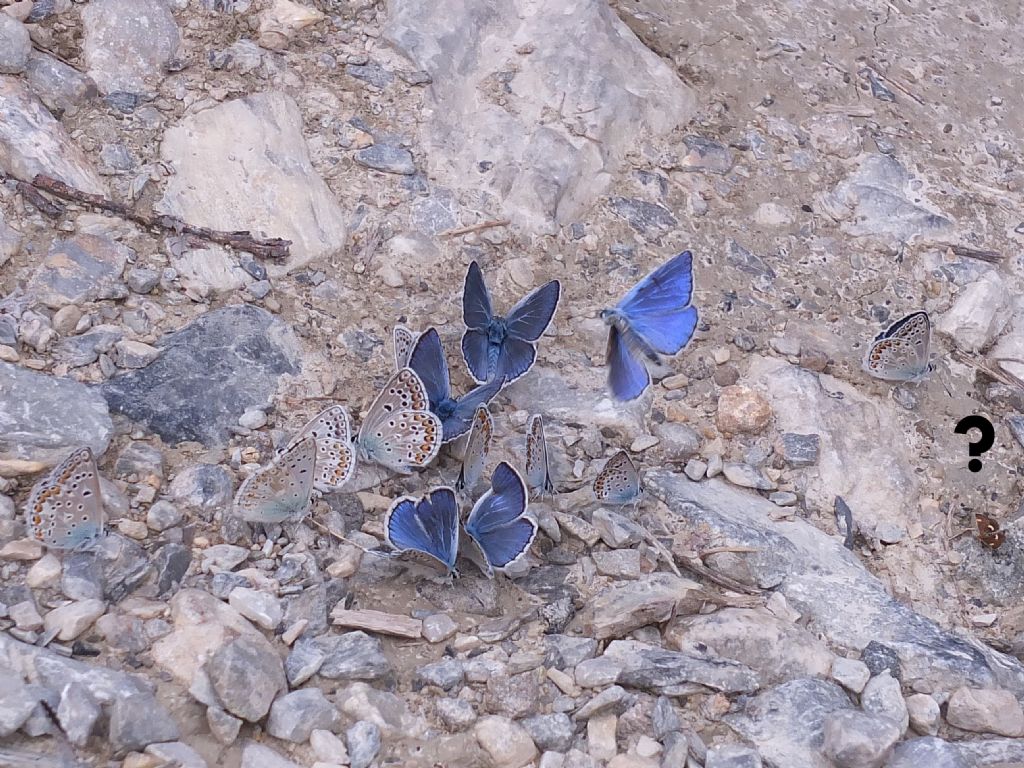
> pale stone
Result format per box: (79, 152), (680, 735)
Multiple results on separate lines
(946, 687), (1024, 737)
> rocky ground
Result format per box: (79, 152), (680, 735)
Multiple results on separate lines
(1, 0), (1024, 767)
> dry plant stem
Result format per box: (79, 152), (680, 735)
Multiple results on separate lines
(949, 244), (1003, 264)
(951, 349), (1024, 391)
(675, 553), (764, 596)
(438, 218), (511, 238)
(23, 174), (292, 259)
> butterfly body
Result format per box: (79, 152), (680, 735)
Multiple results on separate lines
(408, 328), (502, 444)
(25, 447), (106, 550)
(463, 462), (537, 578)
(525, 414), (555, 497)
(593, 450), (641, 506)
(234, 437), (316, 524)
(862, 310), (932, 383)
(603, 251), (698, 401)
(286, 405), (356, 492)
(356, 368), (443, 473)
(461, 260), (561, 385)
(384, 487), (461, 576)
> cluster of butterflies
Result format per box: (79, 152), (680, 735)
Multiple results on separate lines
(23, 256), (696, 571)
(27, 255), (994, 562)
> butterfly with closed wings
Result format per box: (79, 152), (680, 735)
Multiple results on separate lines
(356, 368), (443, 474)
(593, 450), (641, 506)
(408, 327), (503, 443)
(862, 310), (933, 383)
(601, 251), (699, 401)
(25, 447), (106, 550)
(525, 414), (555, 498)
(461, 260), (561, 385)
(456, 406), (493, 494)
(233, 436), (317, 524)
(393, 324), (417, 371)
(285, 405), (356, 492)
(462, 462), (537, 578)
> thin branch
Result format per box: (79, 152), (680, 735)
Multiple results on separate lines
(438, 218), (511, 239)
(22, 174), (292, 259)
(949, 244), (1003, 264)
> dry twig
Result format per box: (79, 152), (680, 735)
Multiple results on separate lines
(438, 218), (511, 238)
(18, 174), (292, 259)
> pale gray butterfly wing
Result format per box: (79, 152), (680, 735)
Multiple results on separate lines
(356, 368), (443, 474)
(233, 436), (316, 523)
(593, 450), (641, 505)
(862, 311), (932, 382)
(288, 406), (355, 492)
(456, 406), (493, 494)
(393, 325), (417, 371)
(525, 413), (555, 497)
(25, 447), (105, 550)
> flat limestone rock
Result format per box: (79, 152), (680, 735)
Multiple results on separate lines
(159, 91), (347, 275)
(0, 76), (105, 194)
(384, 0), (694, 235)
(0, 362), (113, 464)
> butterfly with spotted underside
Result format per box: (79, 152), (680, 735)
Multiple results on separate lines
(456, 406), (493, 494)
(593, 450), (641, 506)
(233, 436), (317, 524)
(525, 414), (555, 498)
(355, 368), (443, 474)
(25, 447), (106, 550)
(285, 405), (356, 492)
(393, 324), (418, 370)
(862, 310), (933, 383)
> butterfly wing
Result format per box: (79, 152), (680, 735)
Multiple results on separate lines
(496, 337), (538, 384)
(457, 406), (493, 493)
(408, 327), (452, 410)
(616, 252), (698, 355)
(233, 437), (316, 523)
(462, 261), (493, 331)
(593, 450), (640, 505)
(393, 325), (417, 370)
(357, 367), (437, 466)
(606, 323), (651, 401)
(443, 376), (503, 443)
(864, 311), (931, 381)
(461, 328), (491, 384)
(505, 280), (561, 342)
(25, 447), (105, 550)
(464, 462), (536, 576)
(288, 406), (355, 492)
(525, 414), (554, 496)
(384, 487), (460, 574)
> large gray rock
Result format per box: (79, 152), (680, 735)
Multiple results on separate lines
(101, 305), (300, 445)
(665, 608), (833, 686)
(746, 356), (917, 536)
(28, 234), (129, 309)
(25, 51), (98, 116)
(108, 690), (181, 751)
(384, 0), (693, 235)
(606, 640), (760, 695)
(159, 91), (347, 275)
(205, 636), (287, 723)
(0, 76), (105, 193)
(0, 14), (30, 74)
(886, 738), (969, 768)
(822, 710), (901, 768)
(0, 676), (39, 737)
(0, 363), (113, 463)
(316, 631), (392, 681)
(724, 679), (853, 768)
(267, 689), (341, 742)
(82, 0), (181, 95)
(822, 154), (953, 242)
(645, 471), (1024, 699)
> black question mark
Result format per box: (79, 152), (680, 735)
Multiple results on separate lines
(954, 415), (995, 473)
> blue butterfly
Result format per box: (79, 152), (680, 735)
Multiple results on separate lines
(384, 486), (460, 577)
(462, 461), (537, 578)
(461, 261), (561, 385)
(601, 251), (698, 401)
(408, 327), (504, 443)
